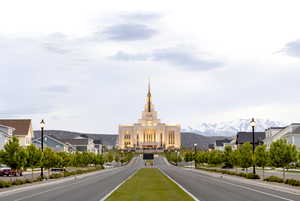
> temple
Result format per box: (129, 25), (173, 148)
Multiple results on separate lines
(118, 82), (181, 151)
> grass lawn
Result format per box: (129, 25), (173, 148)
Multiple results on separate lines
(105, 168), (195, 201)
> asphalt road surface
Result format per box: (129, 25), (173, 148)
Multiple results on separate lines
(155, 157), (300, 201)
(0, 157), (144, 201)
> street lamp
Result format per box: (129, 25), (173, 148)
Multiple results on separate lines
(194, 143), (197, 168)
(250, 118), (256, 174)
(40, 119), (45, 179)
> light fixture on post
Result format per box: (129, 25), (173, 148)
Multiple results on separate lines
(40, 119), (45, 179)
(250, 118), (256, 174)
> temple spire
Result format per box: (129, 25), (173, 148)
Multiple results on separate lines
(147, 79), (152, 112)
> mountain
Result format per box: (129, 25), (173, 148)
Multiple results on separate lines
(182, 119), (286, 137)
(34, 130), (227, 149)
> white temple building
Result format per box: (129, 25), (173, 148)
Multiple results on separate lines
(118, 83), (181, 150)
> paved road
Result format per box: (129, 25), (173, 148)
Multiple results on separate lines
(156, 157), (300, 201)
(0, 157), (144, 201)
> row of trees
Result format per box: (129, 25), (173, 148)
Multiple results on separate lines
(0, 137), (119, 178)
(183, 139), (299, 179)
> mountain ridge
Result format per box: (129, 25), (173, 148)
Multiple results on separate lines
(182, 118), (287, 137)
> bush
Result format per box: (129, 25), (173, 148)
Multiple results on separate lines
(263, 176), (284, 183)
(0, 181), (12, 188)
(246, 173), (260, 179)
(285, 179), (300, 186)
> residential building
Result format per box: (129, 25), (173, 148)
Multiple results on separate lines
(0, 125), (14, 149)
(236, 132), (266, 146)
(0, 119), (34, 146)
(33, 135), (76, 153)
(214, 138), (232, 151)
(264, 124), (300, 149)
(61, 136), (97, 153)
(118, 82), (181, 150)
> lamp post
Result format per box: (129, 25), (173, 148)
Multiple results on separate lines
(40, 119), (45, 179)
(250, 118), (256, 174)
(194, 143), (197, 168)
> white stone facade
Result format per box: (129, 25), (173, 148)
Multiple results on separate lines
(118, 84), (181, 150)
(264, 123), (300, 149)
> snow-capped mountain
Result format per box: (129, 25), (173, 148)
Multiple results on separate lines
(182, 119), (287, 137)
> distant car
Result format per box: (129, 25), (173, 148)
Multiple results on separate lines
(0, 167), (22, 176)
(0, 167), (11, 176)
(51, 168), (66, 172)
(103, 163), (113, 169)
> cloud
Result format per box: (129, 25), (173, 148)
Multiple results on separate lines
(110, 47), (223, 71)
(109, 51), (148, 61)
(42, 32), (72, 54)
(152, 48), (223, 71)
(102, 23), (157, 41)
(42, 85), (70, 93)
(120, 12), (161, 22)
(282, 39), (300, 57)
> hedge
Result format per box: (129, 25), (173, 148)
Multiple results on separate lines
(263, 176), (300, 186)
(198, 167), (260, 179)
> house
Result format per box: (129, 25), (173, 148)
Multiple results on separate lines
(93, 139), (103, 154)
(264, 124), (300, 149)
(0, 119), (34, 146)
(236, 132), (266, 146)
(214, 138), (232, 151)
(61, 136), (97, 153)
(33, 135), (76, 153)
(0, 125), (14, 149)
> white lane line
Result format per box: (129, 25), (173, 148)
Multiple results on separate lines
(185, 168), (300, 196)
(219, 179), (295, 201)
(0, 166), (123, 198)
(99, 169), (139, 201)
(159, 168), (200, 201)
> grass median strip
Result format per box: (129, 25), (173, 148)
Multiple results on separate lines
(105, 168), (195, 201)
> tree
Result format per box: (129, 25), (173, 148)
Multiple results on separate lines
(42, 148), (57, 175)
(223, 146), (233, 168)
(184, 152), (193, 162)
(254, 145), (268, 179)
(231, 149), (240, 172)
(106, 153), (114, 163)
(269, 139), (298, 180)
(239, 142), (253, 172)
(25, 144), (42, 179)
(207, 150), (223, 166)
(2, 137), (27, 171)
(115, 154), (120, 162)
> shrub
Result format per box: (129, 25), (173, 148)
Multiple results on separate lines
(246, 173), (260, 179)
(0, 181), (11, 188)
(285, 179), (300, 186)
(264, 176), (284, 183)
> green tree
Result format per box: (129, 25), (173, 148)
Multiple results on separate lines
(223, 146), (233, 168)
(231, 149), (240, 172)
(2, 137), (27, 170)
(25, 144), (42, 179)
(42, 148), (57, 175)
(239, 142), (253, 172)
(106, 153), (114, 163)
(207, 150), (223, 166)
(254, 145), (268, 179)
(269, 139), (298, 180)
(184, 152), (193, 162)
(115, 154), (120, 162)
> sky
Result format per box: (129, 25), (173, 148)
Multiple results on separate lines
(0, 0), (300, 133)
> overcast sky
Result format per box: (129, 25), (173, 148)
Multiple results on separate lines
(1, 0), (300, 133)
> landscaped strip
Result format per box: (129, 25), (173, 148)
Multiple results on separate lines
(105, 168), (195, 201)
